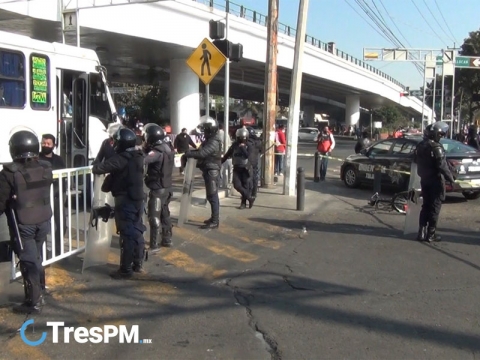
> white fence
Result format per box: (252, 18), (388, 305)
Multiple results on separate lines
(10, 166), (93, 280)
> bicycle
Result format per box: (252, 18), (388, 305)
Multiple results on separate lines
(368, 191), (410, 214)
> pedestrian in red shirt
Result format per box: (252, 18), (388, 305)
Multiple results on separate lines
(275, 125), (286, 175)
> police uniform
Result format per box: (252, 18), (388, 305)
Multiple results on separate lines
(414, 122), (455, 242)
(92, 128), (146, 278)
(144, 125), (174, 250)
(223, 128), (254, 209)
(0, 129), (53, 314)
(246, 128), (262, 198)
(186, 118), (223, 229)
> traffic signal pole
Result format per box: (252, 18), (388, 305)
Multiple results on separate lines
(284, 0), (309, 196)
(262, 0), (279, 188)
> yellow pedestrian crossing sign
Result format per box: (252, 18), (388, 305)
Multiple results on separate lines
(186, 38), (227, 85)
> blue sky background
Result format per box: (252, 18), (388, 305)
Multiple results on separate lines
(230, 0), (480, 89)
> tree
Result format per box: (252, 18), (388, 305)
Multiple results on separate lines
(136, 67), (168, 124)
(372, 105), (408, 131)
(457, 29), (480, 123)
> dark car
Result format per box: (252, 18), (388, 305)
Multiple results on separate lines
(340, 137), (480, 200)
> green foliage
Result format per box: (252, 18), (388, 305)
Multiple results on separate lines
(372, 105), (409, 131)
(457, 29), (480, 123)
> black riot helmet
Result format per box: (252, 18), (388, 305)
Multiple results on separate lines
(425, 121), (449, 142)
(199, 117), (219, 138)
(145, 124), (166, 146)
(9, 128), (40, 160)
(236, 127), (249, 143)
(113, 128), (137, 153)
(246, 126), (257, 139)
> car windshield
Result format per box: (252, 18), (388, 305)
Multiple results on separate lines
(440, 138), (478, 154)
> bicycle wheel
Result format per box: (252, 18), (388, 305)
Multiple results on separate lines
(392, 191), (409, 214)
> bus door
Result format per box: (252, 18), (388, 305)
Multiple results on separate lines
(71, 73), (90, 168)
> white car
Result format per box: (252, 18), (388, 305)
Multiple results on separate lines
(298, 127), (319, 142)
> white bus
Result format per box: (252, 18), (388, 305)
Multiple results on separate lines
(0, 30), (118, 168)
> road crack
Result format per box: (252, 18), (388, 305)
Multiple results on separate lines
(282, 276), (314, 291)
(383, 285), (480, 297)
(233, 289), (282, 360)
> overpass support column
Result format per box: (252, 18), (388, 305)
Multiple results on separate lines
(169, 59), (200, 134)
(303, 105), (315, 127)
(345, 95), (360, 126)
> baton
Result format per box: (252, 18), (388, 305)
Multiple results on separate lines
(10, 208), (24, 252)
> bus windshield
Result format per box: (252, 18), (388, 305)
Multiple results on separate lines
(90, 73), (112, 128)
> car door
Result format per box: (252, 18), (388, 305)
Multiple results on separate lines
(385, 139), (415, 190)
(361, 140), (394, 184)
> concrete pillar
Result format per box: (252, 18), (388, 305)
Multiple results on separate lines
(303, 105), (315, 127)
(169, 59), (200, 134)
(345, 95), (360, 126)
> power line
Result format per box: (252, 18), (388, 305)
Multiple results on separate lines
(410, 0), (448, 46)
(420, 0), (455, 44)
(433, 0), (458, 44)
(343, 0), (393, 43)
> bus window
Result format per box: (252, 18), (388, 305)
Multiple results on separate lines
(73, 78), (87, 149)
(90, 73), (112, 127)
(30, 53), (50, 110)
(0, 49), (25, 108)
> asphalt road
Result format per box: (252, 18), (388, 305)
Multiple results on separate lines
(1, 138), (480, 359)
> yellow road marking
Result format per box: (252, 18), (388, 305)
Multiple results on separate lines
(215, 225), (283, 250)
(175, 226), (258, 262)
(161, 249), (226, 278)
(45, 266), (86, 300)
(234, 216), (297, 237)
(5, 336), (50, 360)
(134, 281), (178, 305)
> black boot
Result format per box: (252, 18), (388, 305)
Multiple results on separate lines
(416, 226), (427, 241)
(13, 280), (43, 314)
(203, 218), (213, 224)
(426, 227), (442, 242)
(111, 239), (134, 279)
(248, 197), (255, 209)
(149, 229), (161, 253)
(161, 229), (172, 247)
(239, 198), (247, 210)
(133, 244), (146, 274)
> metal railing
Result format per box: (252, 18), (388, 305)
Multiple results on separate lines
(193, 0), (406, 90)
(11, 166), (92, 280)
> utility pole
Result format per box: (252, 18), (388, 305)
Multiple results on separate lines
(262, 0), (279, 187)
(224, 5), (230, 162)
(284, 0), (309, 196)
(440, 49), (445, 122)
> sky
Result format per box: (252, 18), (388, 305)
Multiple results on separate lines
(231, 0), (480, 89)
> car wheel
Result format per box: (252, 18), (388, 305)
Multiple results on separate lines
(462, 191), (480, 200)
(343, 166), (360, 188)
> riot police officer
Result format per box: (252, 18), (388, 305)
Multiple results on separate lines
(246, 127), (262, 199)
(414, 121), (455, 242)
(185, 118), (223, 229)
(222, 128), (254, 209)
(144, 124), (174, 250)
(0, 128), (53, 314)
(92, 128), (146, 278)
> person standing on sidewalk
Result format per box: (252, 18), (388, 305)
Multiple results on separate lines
(316, 126), (335, 181)
(246, 127), (262, 199)
(274, 125), (286, 176)
(174, 128), (197, 175)
(218, 123), (233, 188)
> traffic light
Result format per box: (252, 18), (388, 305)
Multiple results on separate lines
(209, 20), (225, 40)
(212, 40), (243, 62)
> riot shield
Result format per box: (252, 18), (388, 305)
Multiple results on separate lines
(82, 175), (114, 272)
(177, 158), (197, 227)
(404, 163), (423, 235)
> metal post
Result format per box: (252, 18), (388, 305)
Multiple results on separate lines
(421, 57), (427, 131)
(373, 166), (381, 194)
(432, 67), (437, 121)
(440, 50), (445, 121)
(61, 0), (66, 44)
(296, 167), (305, 211)
(224, 10), (230, 154)
(262, 0), (279, 188)
(76, 9), (80, 47)
(205, 84), (210, 116)
(284, 0), (309, 196)
(450, 51), (456, 138)
(313, 151), (320, 182)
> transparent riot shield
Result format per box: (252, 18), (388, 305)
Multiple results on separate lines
(82, 174), (114, 272)
(404, 163), (422, 235)
(178, 158), (197, 227)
